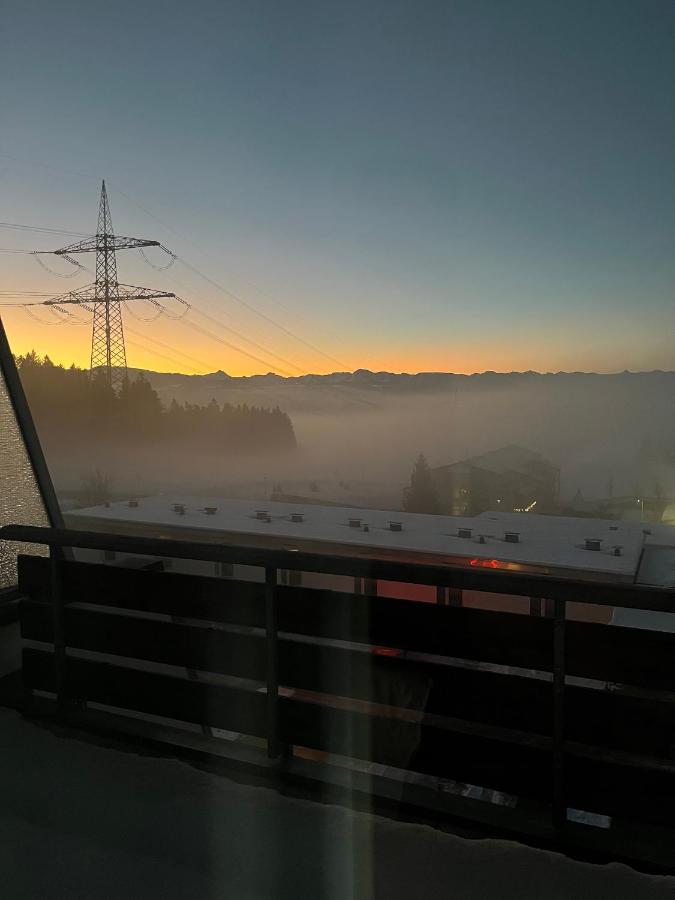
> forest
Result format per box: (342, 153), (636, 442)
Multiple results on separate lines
(16, 353), (297, 454)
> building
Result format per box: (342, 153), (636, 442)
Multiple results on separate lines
(66, 496), (675, 623)
(430, 445), (560, 516)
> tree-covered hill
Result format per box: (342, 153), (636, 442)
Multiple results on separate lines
(16, 352), (296, 454)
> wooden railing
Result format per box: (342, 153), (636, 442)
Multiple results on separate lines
(2, 523), (675, 867)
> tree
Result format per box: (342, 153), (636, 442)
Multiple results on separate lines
(80, 469), (113, 507)
(403, 453), (439, 514)
(15, 351), (297, 455)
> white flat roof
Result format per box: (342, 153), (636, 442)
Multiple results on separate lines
(66, 496), (675, 581)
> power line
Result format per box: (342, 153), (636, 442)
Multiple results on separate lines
(139, 241), (349, 372)
(32, 253), (87, 278)
(177, 317), (295, 377)
(0, 221), (89, 237)
(124, 336), (206, 375)
(176, 258), (349, 371)
(113, 187), (350, 370)
(113, 185), (186, 241)
(122, 300), (166, 323)
(123, 325), (213, 372)
(0, 301), (51, 307)
(189, 307), (306, 375)
(21, 306), (71, 326)
(136, 254), (305, 373)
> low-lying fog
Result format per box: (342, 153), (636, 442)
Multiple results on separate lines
(51, 370), (675, 510)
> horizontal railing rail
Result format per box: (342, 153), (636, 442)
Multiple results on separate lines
(1, 523), (673, 612)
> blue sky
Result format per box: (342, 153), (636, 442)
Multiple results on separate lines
(1, 0), (674, 373)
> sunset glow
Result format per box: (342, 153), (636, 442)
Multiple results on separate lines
(1, 3), (673, 378)
(2, 300), (672, 378)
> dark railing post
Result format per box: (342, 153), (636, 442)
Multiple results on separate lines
(265, 566), (280, 759)
(552, 597), (567, 828)
(364, 577), (377, 597)
(50, 546), (66, 715)
(448, 587), (463, 607)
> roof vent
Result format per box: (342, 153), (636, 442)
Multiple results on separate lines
(363, 524), (369, 532)
(504, 531), (519, 543)
(613, 545), (623, 556)
(204, 506), (217, 515)
(348, 518), (362, 528)
(173, 503), (186, 515)
(256, 509), (269, 520)
(585, 538), (602, 551)
(389, 521), (402, 532)
(609, 525), (618, 531)
(128, 499), (139, 508)
(458, 527), (472, 539)
(478, 534), (486, 544)
(290, 513), (304, 523)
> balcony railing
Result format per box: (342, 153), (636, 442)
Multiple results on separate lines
(1, 522), (674, 871)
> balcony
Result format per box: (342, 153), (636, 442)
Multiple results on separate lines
(1, 521), (675, 896)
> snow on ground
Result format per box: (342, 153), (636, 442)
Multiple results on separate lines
(0, 710), (673, 899)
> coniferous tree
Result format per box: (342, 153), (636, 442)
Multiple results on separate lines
(403, 453), (439, 514)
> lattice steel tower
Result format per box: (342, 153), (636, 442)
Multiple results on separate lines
(91, 182), (127, 379)
(40, 181), (176, 389)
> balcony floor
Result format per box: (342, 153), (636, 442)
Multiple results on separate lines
(0, 709), (673, 899)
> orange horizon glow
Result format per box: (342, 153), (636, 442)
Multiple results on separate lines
(2, 314), (671, 379)
(0, 307), (516, 376)
(1, 301), (672, 379)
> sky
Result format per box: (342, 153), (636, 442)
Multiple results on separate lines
(1, 0), (674, 376)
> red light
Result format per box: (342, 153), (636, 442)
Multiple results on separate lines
(469, 558), (502, 569)
(372, 647), (402, 657)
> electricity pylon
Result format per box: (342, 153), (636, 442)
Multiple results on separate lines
(38, 181), (176, 389)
